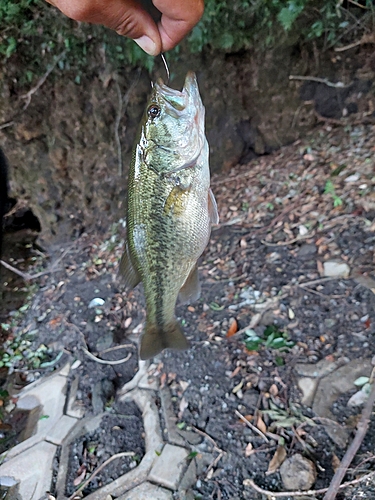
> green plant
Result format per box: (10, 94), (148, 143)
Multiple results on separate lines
(244, 324), (295, 352)
(324, 180), (343, 207)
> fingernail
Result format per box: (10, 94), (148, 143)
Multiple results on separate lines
(134, 36), (158, 56)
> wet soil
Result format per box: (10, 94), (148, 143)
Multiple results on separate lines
(1, 122), (375, 498)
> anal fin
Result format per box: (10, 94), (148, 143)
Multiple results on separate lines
(179, 264), (201, 304)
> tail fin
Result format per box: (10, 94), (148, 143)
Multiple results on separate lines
(139, 321), (189, 360)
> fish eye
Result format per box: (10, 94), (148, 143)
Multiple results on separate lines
(147, 104), (161, 119)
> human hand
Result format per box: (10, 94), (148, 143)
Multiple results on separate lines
(46, 0), (204, 56)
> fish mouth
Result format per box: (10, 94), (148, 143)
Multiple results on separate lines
(155, 72), (200, 113)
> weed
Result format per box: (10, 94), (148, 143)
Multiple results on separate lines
(324, 180), (343, 207)
(244, 324), (295, 352)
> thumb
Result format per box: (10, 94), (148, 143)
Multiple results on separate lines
(47, 0), (162, 55)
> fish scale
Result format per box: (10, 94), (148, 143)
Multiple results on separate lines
(121, 72), (218, 360)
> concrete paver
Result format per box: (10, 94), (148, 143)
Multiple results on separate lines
(0, 441), (56, 499)
(118, 482), (173, 500)
(46, 414), (78, 445)
(148, 443), (189, 490)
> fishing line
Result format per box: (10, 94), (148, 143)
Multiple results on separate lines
(160, 53), (170, 83)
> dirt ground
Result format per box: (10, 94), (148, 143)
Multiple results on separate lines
(1, 121), (375, 499)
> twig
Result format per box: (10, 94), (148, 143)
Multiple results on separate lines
(244, 471), (375, 498)
(323, 376), (375, 500)
(68, 451), (135, 500)
(21, 51), (66, 110)
(261, 232), (315, 247)
(81, 346), (132, 365)
(99, 343), (133, 354)
(191, 425), (224, 453)
(289, 75), (349, 88)
(235, 410), (269, 443)
(334, 31), (375, 52)
(0, 259), (61, 281)
(347, 0), (369, 9)
(0, 52), (65, 130)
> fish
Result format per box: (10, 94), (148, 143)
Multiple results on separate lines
(120, 71), (219, 360)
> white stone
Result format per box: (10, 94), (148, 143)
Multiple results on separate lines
(118, 482), (173, 500)
(0, 441), (56, 499)
(323, 261), (350, 278)
(148, 444), (189, 490)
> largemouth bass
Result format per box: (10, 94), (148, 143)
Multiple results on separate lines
(121, 72), (218, 360)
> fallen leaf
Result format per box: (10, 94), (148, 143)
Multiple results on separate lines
(257, 414), (267, 434)
(230, 366), (241, 378)
(317, 260), (324, 276)
(245, 442), (253, 457)
(232, 380), (244, 394)
(332, 453), (341, 472)
(73, 467), (86, 486)
(226, 318), (238, 337)
(266, 446), (287, 475)
(269, 384), (278, 397)
(160, 372), (167, 388)
(178, 397), (189, 419)
(179, 380), (190, 392)
(124, 317), (132, 328)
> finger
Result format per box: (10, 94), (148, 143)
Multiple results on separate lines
(47, 0), (162, 55)
(154, 0), (204, 51)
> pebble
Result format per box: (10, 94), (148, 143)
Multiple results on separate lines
(280, 454), (317, 491)
(323, 261), (350, 278)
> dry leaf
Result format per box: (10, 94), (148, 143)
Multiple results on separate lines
(230, 366), (241, 378)
(269, 384), (278, 397)
(226, 318), (238, 337)
(124, 317), (132, 328)
(178, 397), (189, 419)
(245, 442), (253, 457)
(332, 453), (341, 472)
(257, 414), (267, 434)
(317, 260), (324, 276)
(266, 446), (287, 475)
(73, 467), (86, 486)
(232, 380), (244, 394)
(179, 380), (190, 392)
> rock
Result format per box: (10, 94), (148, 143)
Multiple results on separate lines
(297, 377), (317, 406)
(280, 454), (316, 491)
(148, 443), (189, 490)
(323, 261), (350, 279)
(312, 358), (373, 447)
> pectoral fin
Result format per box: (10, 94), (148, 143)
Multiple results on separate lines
(179, 264), (201, 304)
(119, 240), (141, 289)
(208, 189), (219, 225)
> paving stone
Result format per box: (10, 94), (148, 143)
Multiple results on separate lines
(178, 457), (197, 494)
(159, 387), (185, 446)
(294, 357), (348, 378)
(66, 376), (85, 419)
(297, 377), (317, 406)
(0, 441), (56, 499)
(312, 358), (373, 447)
(118, 482), (173, 500)
(149, 443), (189, 490)
(138, 372), (159, 391)
(46, 414), (78, 445)
(3, 373), (68, 460)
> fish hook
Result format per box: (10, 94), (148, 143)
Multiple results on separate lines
(160, 53), (170, 84)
